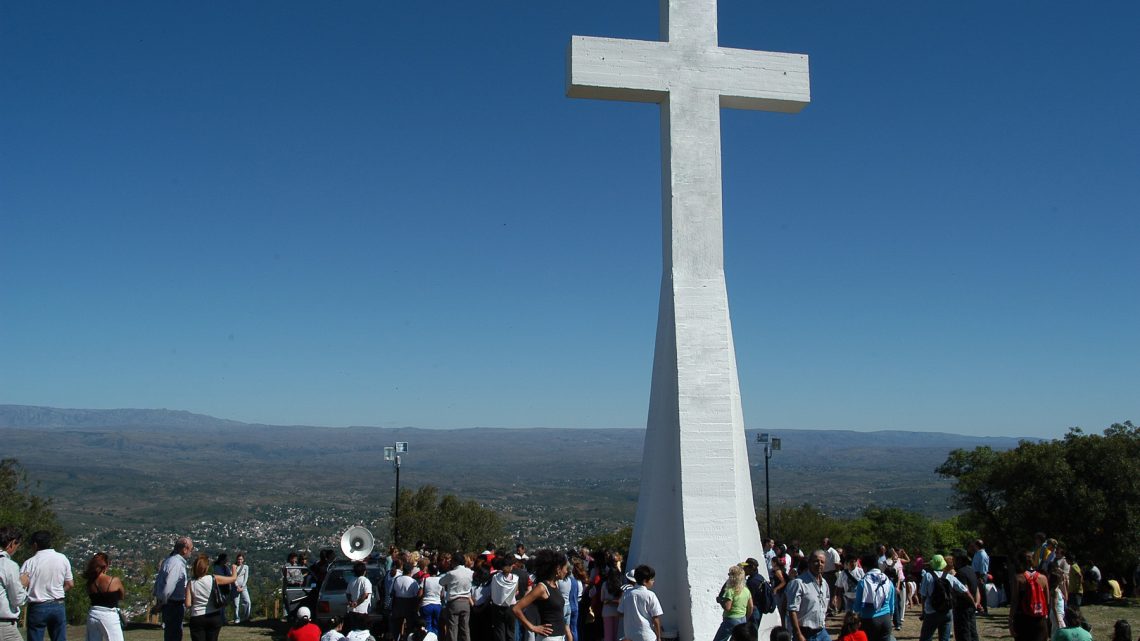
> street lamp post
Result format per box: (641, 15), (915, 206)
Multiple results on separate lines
(755, 433), (781, 539)
(385, 441), (409, 547)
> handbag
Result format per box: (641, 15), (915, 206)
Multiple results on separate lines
(210, 577), (228, 610)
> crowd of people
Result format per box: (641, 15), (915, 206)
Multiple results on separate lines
(264, 535), (1140, 641)
(2, 526), (1140, 641)
(277, 542), (660, 641)
(747, 533), (1137, 641)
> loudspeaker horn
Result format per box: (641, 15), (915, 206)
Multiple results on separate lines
(340, 525), (374, 561)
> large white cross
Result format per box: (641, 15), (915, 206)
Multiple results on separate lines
(568, 2), (809, 640)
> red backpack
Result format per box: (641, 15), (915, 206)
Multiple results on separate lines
(1020, 571), (1047, 617)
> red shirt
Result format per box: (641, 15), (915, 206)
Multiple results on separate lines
(287, 623), (321, 641)
(840, 632), (868, 641)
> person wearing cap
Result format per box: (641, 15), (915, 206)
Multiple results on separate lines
(918, 554), (968, 641)
(288, 607), (321, 641)
(740, 559), (766, 633)
(0, 527), (27, 641)
(786, 551), (829, 641)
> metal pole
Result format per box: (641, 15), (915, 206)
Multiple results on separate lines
(394, 455), (401, 547)
(764, 444), (771, 539)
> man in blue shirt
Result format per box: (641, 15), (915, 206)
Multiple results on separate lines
(153, 537), (193, 641)
(968, 540), (990, 615)
(919, 555), (969, 641)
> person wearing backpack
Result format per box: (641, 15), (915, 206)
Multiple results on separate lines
(853, 554), (893, 641)
(1009, 551), (1050, 641)
(918, 555), (968, 641)
(741, 559), (776, 634)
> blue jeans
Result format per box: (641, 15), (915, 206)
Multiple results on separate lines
(27, 601), (67, 641)
(919, 611), (952, 641)
(712, 617), (747, 641)
(422, 604), (442, 634)
(162, 602), (186, 641)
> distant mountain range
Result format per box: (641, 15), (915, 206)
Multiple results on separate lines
(0, 404), (1031, 533)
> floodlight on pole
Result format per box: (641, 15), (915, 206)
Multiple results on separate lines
(755, 431), (778, 539)
(388, 441), (409, 547)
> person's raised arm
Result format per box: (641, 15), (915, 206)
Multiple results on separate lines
(214, 574), (239, 586)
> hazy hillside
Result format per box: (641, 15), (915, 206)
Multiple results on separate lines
(0, 404), (1029, 534)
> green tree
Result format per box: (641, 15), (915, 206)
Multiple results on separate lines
(0, 458), (65, 558)
(769, 504), (842, 550)
(579, 526), (632, 559)
(937, 421), (1140, 576)
(388, 485), (504, 552)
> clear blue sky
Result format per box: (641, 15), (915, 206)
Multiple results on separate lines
(2, 1), (1136, 438)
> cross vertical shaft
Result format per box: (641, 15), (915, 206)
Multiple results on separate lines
(567, 2), (809, 639)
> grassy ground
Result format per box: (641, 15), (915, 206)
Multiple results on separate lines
(47, 601), (1140, 641)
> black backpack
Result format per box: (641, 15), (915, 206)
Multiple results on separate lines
(926, 569), (953, 614)
(747, 574), (778, 614)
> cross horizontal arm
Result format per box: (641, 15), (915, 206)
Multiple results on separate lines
(567, 36), (670, 103)
(567, 35), (810, 113)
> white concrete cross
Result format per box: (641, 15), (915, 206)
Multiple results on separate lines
(567, 2), (809, 640)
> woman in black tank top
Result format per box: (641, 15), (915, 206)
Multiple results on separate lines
(85, 552), (125, 641)
(512, 550), (571, 641)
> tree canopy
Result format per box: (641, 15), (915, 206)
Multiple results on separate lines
(388, 485), (504, 552)
(768, 504), (975, 557)
(936, 421), (1139, 575)
(0, 458), (64, 560)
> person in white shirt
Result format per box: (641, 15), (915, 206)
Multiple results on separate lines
(786, 551), (829, 641)
(0, 527), (27, 641)
(20, 531), (74, 641)
(319, 617), (346, 641)
(439, 555), (475, 641)
(489, 556), (518, 641)
(345, 562), (373, 632)
(232, 553), (251, 624)
(822, 538), (842, 615)
(617, 565), (662, 641)
(390, 564), (421, 640)
(420, 565), (444, 636)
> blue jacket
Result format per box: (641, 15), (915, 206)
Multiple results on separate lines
(854, 570), (895, 619)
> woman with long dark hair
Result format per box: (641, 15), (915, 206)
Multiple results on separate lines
(512, 550), (573, 641)
(600, 553), (624, 641)
(84, 553), (124, 641)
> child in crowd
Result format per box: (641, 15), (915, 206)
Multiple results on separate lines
(319, 617), (345, 641)
(618, 564), (663, 641)
(1110, 620), (1131, 641)
(769, 626), (792, 641)
(840, 611), (867, 641)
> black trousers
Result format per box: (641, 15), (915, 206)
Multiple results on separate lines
(953, 608), (979, 641)
(488, 605), (515, 641)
